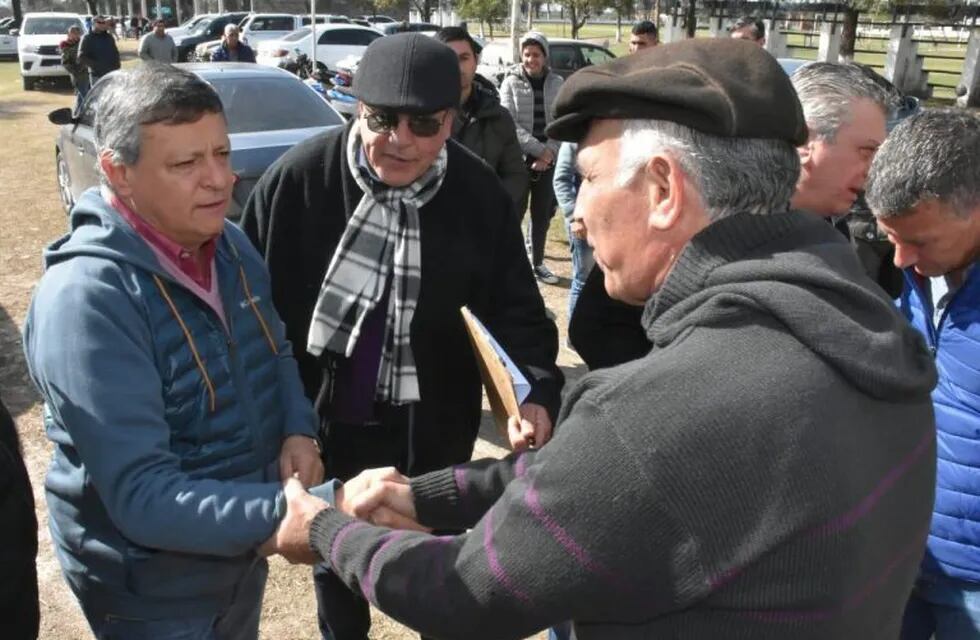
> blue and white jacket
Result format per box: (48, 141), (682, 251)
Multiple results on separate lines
(899, 265), (980, 583)
(23, 189), (333, 620)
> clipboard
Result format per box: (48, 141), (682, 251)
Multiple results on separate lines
(460, 306), (531, 439)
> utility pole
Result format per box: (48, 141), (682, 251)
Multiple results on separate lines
(510, 0), (520, 63)
(310, 0), (317, 73)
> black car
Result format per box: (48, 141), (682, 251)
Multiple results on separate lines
(171, 12), (250, 61)
(49, 63), (345, 220)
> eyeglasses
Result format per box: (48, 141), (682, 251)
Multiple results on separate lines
(362, 108), (447, 138)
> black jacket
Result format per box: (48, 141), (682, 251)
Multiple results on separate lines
(452, 75), (527, 211)
(0, 397), (38, 640)
(241, 124), (562, 468)
(78, 30), (120, 77)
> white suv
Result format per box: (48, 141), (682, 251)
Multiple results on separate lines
(18, 12), (85, 91)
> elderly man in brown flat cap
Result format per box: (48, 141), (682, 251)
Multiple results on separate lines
(262, 38), (938, 640)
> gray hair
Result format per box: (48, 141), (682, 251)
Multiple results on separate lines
(617, 119), (800, 221)
(93, 63), (224, 180)
(224, 23), (239, 36)
(791, 62), (892, 142)
(866, 109), (980, 219)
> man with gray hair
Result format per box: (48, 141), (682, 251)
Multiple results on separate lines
(866, 109), (980, 638)
(22, 63), (335, 638)
(264, 39), (938, 639)
(790, 61), (891, 218)
(211, 23), (255, 63)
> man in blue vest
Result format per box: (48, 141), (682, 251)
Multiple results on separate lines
(866, 108), (980, 638)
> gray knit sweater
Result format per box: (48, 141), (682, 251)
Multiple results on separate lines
(310, 211), (937, 639)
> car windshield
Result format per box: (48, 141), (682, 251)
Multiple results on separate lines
(177, 15), (208, 29)
(209, 76), (342, 134)
(23, 17), (83, 35)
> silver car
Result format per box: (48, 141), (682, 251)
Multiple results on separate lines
(49, 63), (344, 220)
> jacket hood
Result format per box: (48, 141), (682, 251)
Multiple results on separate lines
(645, 211), (937, 401)
(45, 188), (185, 277)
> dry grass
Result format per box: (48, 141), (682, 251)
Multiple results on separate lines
(0, 40), (579, 640)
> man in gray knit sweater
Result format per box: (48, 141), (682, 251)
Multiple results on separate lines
(266, 39), (938, 639)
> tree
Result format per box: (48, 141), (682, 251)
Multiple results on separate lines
(563, 0), (608, 39)
(609, 0), (632, 42)
(457, 0), (508, 38)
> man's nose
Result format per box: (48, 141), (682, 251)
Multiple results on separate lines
(892, 243), (917, 269)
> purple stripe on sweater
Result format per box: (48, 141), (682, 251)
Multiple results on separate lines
(483, 508), (534, 605)
(515, 452), (529, 479)
(453, 466), (468, 498)
(709, 429), (933, 591)
(739, 527), (928, 623)
(809, 429), (933, 538)
(330, 520), (370, 569)
(523, 483), (628, 592)
(361, 530), (409, 602)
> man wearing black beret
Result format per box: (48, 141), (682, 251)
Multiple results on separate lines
(265, 38), (937, 640)
(240, 33), (562, 640)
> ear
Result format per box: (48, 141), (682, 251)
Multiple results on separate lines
(643, 153), (685, 232)
(797, 139), (815, 168)
(98, 150), (134, 199)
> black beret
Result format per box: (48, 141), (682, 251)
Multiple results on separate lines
(353, 33), (461, 114)
(546, 38), (808, 146)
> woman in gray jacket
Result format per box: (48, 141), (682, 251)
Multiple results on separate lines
(499, 31), (564, 285)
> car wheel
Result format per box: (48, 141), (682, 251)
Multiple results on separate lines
(22, 76), (34, 91)
(56, 150), (74, 215)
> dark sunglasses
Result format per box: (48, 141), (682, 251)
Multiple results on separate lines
(362, 108), (447, 138)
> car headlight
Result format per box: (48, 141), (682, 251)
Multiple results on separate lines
(20, 44), (39, 53)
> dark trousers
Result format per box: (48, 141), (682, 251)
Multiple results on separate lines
(520, 166), (557, 267)
(313, 415), (472, 640)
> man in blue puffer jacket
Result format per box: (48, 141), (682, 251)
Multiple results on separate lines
(866, 108), (980, 638)
(22, 64), (335, 639)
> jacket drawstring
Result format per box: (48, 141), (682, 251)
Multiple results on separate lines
(152, 262), (280, 414)
(238, 264), (278, 356)
(152, 274), (217, 413)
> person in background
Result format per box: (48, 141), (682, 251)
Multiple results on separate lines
(0, 396), (39, 640)
(434, 27), (527, 211)
(78, 15), (120, 85)
(211, 24), (256, 63)
(240, 33), (562, 640)
(22, 64), (330, 640)
(139, 18), (176, 63)
(729, 16), (766, 46)
(500, 31), (564, 285)
(865, 108), (980, 640)
(629, 20), (659, 52)
(60, 25), (89, 115)
(553, 141), (589, 325)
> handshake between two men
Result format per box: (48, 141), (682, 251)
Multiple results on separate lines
(261, 467), (423, 565)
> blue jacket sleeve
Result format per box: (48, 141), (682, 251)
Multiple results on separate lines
(24, 258), (287, 556)
(552, 142), (579, 221)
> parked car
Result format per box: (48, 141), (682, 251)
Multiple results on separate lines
(193, 13), (352, 58)
(377, 21), (440, 35)
(171, 12), (250, 61)
(358, 15), (396, 24)
(18, 12), (85, 91)
(0, 25), (17, 59)
(256, 24), (382, 74)
(166, 13), (215, 39)
(476, 37), (615, 85)
(48, 63), (344, 219)
(777, 57), (811, 76)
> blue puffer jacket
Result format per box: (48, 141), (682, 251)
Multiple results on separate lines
(23, 189), (330, 620)
(898, 266), (980, 583)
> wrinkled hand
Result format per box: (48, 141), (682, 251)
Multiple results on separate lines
(539, 148), (555, 165)
(260, 476), (329, 564)
(507, 402), (553, 451)
(531, 158), (552, 172)
(337, 467), (429, 532)
(279, 435), (324, 487)
(570, 217), (587, 240)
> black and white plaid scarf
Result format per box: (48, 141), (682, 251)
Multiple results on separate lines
(306, 129), (447, 405)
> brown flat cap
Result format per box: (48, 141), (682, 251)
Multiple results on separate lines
(546, 38), (808, 146)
